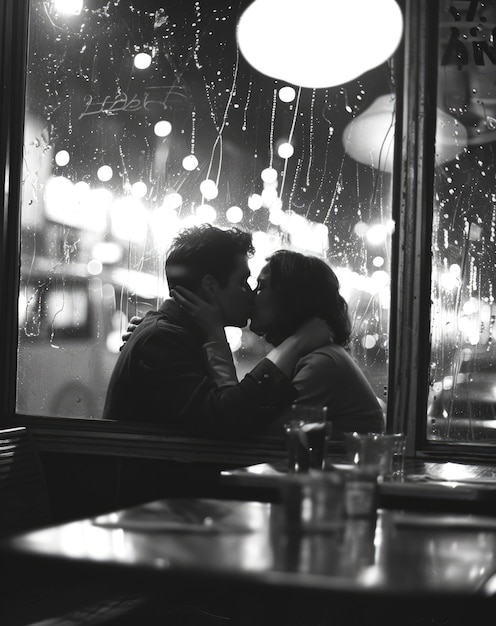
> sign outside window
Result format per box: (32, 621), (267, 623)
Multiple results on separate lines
(429, 0), (496, 443)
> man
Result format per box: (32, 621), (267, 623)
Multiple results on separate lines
(103, 224), (326, 437)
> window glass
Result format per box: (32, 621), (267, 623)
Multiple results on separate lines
(429, 0), (496, 443)
(18, 0), (395, 419)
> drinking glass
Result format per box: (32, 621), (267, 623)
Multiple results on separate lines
(284, 405), (330, 473)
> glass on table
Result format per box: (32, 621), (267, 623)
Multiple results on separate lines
(280, 469), (346, 533)
(283, 405), (331, 473)
(345, 431), (406, 480)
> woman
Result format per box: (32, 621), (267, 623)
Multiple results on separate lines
(172, 249), (385, 438)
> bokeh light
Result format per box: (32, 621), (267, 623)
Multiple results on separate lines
(366, 224), (388, 245)
(226, 206), (243, 223)
(261, 167), (278, 184)
(87, 259), (103, 276)
(277, 142), (294, 159)
(200, 179), (218, 200)
(196, 204), (217, 223)
(131, 182), (147, 198)
(55, 150), (70, 166)
(248, 193), (263, 211)
(53, 0), (83, 14)
(154, 120), (172, 137)
(278, 86), (296, 103)
(182, 154), (199, 171)
(162, 192), (183, 210)
(134, 52), (152, 69)
(97, 165), (113, 182)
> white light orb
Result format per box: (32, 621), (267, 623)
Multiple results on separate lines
(131, 181), (147, 198)
(449, 263), (461, 278)
(261, 187), (278, 208)
(277, 142), (294, 159)
(252, 230), (272, 254)
(182, 154), (199, 171)
(154, 120), (172, 137)
(362, 334), (378, 350)
(90, 188), (113, 211)
(248, 193), (263, 211)
(200, 179), (218, 200)
(372, 256), (385, 268)
(366, 223), (388, 245)
(261, 167), (278, 184)
(440, 272), (458, 291)
(163, 192), (183, 210)
(92, 241), (123, 265)
(353, 221), (369, 237)
(462, 299), (478, 316)
(226, 206), (243, 223)
(278, 86), (296, 103)
(134, 52), (152, 70)
(343, 94), (468, 172)
(55, 150), (70, 166)
(196, 204), (217, 223)
(110, 197), (148, 243)
(74, 180), (90, 197)
(237, 0), (403, 89)
(53, 0), (83, 14)
(269, 207), (285, 226)
(44, 176), (75, 215)
(87, 259), (103, 276)
(97, 165), (113, 182)
(371, 270), (390, 291)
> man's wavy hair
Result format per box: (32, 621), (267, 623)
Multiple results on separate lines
(166, 224), (254, 291)
(267, 250), (352, 347)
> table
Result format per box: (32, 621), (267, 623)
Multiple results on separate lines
(219, 460), (496, 515)
(2, 494), (496, 624)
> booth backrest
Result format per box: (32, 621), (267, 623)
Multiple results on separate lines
(0, 426), (52, 536)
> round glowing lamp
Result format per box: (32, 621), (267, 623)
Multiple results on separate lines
(197, 204), (217, 223)
(154, 120), (172, 137)
(226, 206), (243, 223)
(237, 0), (403, 89)
(182, 154), (199, 171)
(200, 179), (218, 200)
(131, 181), (147, 198)
(55, 150), (70, 166)
(248, 193), (263, 210)
(134, 52), (152, 70)
(97, 165), (113, 182)
(163, 192), (183, 210)
(343, 94), (468, 172)
(53, 0), (83, 14)
(261, 167), (278, 184)
(277, 142), (294, 159)
(279, 86), (296, 103)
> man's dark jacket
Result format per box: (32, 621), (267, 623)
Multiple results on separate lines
(103, 300), (296, 436)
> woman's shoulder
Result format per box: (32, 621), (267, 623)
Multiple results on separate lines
(293, 344), (352, 374)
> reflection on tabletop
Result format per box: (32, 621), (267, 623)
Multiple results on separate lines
(5, 497), (496, 594)
(221, 460), (496, 483)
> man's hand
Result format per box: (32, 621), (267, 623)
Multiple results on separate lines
(171, 286), (225, 342)
(121, 315), (143, 346)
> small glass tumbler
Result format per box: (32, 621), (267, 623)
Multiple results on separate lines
(345, 432), (406, 481)
(281, 470), (345, 533)
(284, 405), (330, 473)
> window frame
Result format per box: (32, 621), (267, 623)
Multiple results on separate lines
(2, 0), (496, 463)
